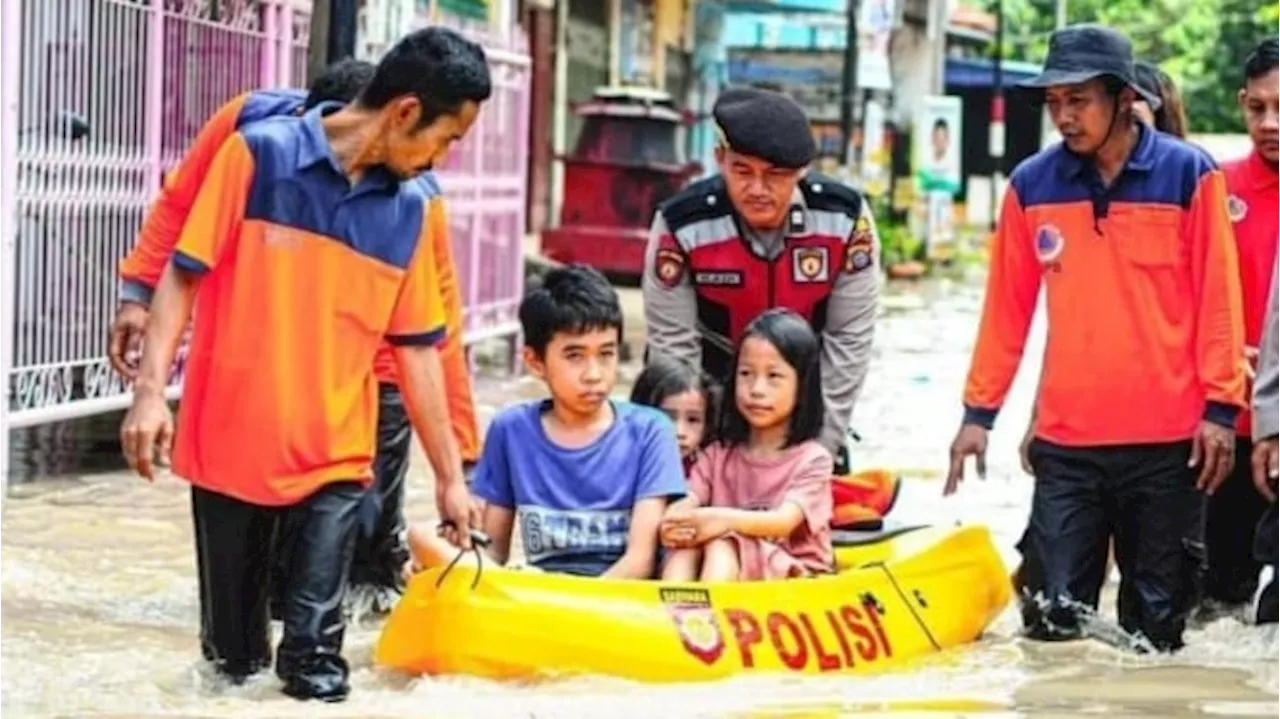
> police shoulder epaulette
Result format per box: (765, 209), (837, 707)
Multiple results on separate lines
(799, 172), (863, 218)
(659, 175), (731, 230)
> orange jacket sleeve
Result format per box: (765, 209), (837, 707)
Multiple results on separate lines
(429, 198), (482, 464)
(961, 186), (1043, 428)
(172, 133), (254, 274)
(119, 93), (249, 299)
(1187, 169), (1247, 426)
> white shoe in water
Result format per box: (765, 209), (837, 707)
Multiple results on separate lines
(1250, 565), (1277, 625)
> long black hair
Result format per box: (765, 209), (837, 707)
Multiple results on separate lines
(631, 356), (719, 446)
(718, 308), (824, 448)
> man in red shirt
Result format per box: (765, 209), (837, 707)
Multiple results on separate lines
(119, 28), (491, 701)
(1204, 38), (1279, 611)
(945, 25), (1245, 652)
(1239, 39), (1280, 624)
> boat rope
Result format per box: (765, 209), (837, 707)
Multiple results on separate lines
(873, 562), (942, 651)
(435, 523), (493, 591)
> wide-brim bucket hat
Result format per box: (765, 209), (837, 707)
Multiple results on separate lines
(1018, 24), (1162, 110)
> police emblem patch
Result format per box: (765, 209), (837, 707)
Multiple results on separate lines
(654, 247), (685, 288)
(792, 247), (830, 283)
(844, 233), (874, 274)
(660, 588), (725, 666)
(1035, 224), (1065, 264)
(1228, 195), (1248, 223)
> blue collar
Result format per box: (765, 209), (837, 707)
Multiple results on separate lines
(296, 102), (399, 194)
(1057, 122), (1158, 181)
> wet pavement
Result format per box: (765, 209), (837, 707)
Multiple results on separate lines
(2, 280), (1277, 718)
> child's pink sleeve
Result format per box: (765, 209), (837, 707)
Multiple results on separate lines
(686, 446), (718, 504)
(781, 444), (834, 532)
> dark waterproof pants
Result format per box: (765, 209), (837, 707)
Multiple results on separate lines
(193, 482), (363, 700)
(271, 384), (412, 610)
(1020, 438), (1204, 652)
(1204, 439), (1269, 604)
(348, 383), (414, 590)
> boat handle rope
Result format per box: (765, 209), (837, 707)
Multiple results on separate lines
(435, 521), (493, 591)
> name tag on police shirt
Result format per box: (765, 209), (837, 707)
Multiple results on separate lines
(693, 270), (744, 286)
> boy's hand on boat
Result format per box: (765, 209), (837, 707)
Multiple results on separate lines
(945, 424), (988, 496)
(120, 389), (174, 482)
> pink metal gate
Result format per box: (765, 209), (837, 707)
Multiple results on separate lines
(0, 0), (311, 488)
(362, 9), (531, 351)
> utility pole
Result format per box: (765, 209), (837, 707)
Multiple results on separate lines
(838, 0), (861, 182)
(327, 0), (359, 64)
(1055, 0), (1068, 29)
(989, 0), (1005, 229)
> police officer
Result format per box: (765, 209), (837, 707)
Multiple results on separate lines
(642, 87), (882, 477)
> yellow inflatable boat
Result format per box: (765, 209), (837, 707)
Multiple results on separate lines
(375, 524), (1011, 682)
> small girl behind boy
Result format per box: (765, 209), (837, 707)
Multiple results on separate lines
(630, 356), (717, 473)
(660, 309), (834, 582)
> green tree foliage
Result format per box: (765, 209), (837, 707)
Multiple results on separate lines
(989, 0), (1278, 132)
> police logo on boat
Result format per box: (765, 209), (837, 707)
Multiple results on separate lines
(1035, 224), (1065, 265)
(660, 588), (726, 665)
(1228, 195), (1248, 223)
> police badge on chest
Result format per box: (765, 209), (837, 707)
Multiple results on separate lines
(792, 246), (830, 283)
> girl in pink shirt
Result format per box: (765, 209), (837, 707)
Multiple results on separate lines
(630, 356), (718, 474)
(660, 309), (834, 582)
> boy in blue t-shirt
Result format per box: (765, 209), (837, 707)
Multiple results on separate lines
(407, 264), (687, 578)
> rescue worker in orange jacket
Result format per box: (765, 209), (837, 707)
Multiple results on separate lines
(641, 88), (897, 519)
(945, 25), (1246, 652)
(108, 59), (482, 615)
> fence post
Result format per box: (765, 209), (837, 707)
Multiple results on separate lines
(1, 0), (22, 487)
(145, 0), (165, 192)
(277, 1), (293, 87)
(262, 0), (279, 88)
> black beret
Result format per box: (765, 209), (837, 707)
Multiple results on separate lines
(713, 87), (816, 169)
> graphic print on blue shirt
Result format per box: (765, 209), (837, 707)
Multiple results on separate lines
(469, 400), (688, 575)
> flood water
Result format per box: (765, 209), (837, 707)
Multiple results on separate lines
(3, 279), (1277, 718)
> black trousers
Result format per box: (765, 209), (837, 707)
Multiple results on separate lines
(1204, 439), (1269, 604)
(348, 383), (414, 590)
(192, 482), (362, 696)
(1020, 438), (1204, 652)
(269, 384), (412, 608)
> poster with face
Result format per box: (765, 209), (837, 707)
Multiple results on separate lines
(913, 95), (963, 197)
(913, 95), (963, 259)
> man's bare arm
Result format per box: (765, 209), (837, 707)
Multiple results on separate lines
(394, 345), (466, 492)
(134, 264), (200, 398)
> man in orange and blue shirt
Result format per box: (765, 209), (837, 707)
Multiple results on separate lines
(1203, 38), (1280, 610)
(944, 25), (1246, 652)
(119, 28), (492, 702)
(110, 60), (483, 612)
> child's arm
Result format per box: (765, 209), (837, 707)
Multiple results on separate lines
(689, 448), (833, 543)
(602, 497), (668, 579)
(612, 413), (693, 576)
